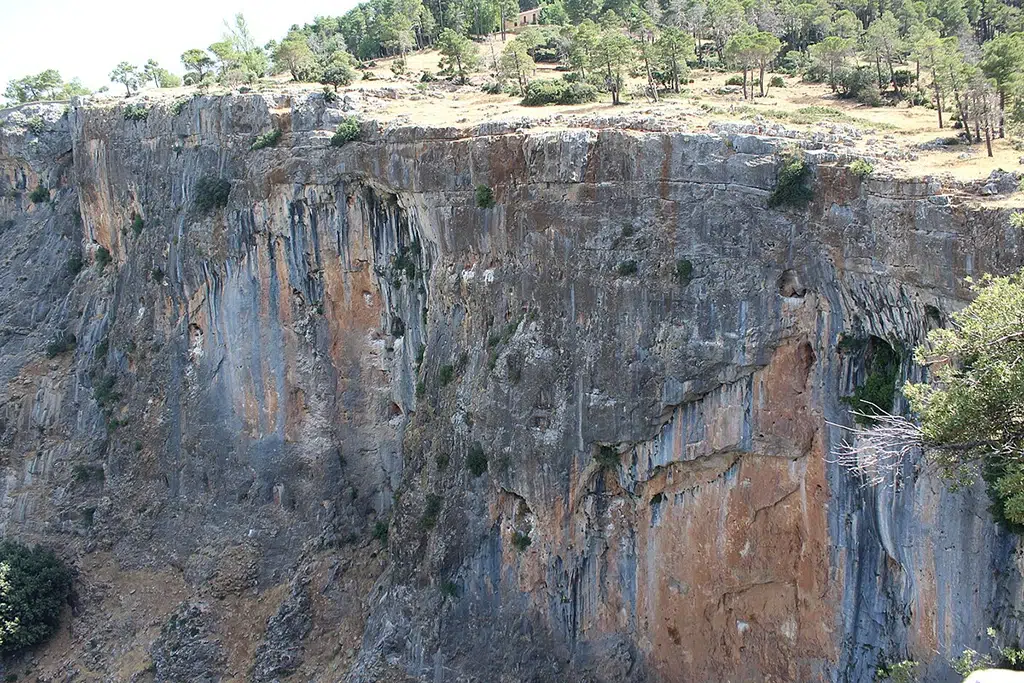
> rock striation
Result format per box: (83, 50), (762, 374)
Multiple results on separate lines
(0, 93), (1022, 682)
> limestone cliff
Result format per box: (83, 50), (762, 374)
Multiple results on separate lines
(0, 93), (1021, 682)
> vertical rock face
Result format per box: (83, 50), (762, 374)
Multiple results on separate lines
(0, 94), (1022, 682)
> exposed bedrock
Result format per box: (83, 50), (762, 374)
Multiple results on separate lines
(0, 93), (1021, 681)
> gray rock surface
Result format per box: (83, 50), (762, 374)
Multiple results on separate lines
(0, 93), (1022, 682)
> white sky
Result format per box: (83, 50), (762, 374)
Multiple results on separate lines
(0, 0), (359, 92)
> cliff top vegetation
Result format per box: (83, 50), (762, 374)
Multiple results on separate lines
(6, 1), (1024, 184)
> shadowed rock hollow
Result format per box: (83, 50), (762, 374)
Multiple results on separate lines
(0, 93), (1021, 682)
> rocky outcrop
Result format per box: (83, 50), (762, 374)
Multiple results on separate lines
(0, 93), (1022, 682)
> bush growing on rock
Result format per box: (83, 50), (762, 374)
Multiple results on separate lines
(420, 494), (442, 530)
(849, 159), (874, 177)
(193, 176), (231, 212)
(0, 541), (72, 655)
(123, 104), (149, 122)
(249, 128), (282, 151)
(95, 246), (112, 269)
(474, 185), (495, 208)
(25, 117), (45, 135)
(768, 151), (813, 209)
(511, 531), (532, 551)
(467, 443), (487, 477)
(331, 117), (360, 146)
(29, 185), (49, 204)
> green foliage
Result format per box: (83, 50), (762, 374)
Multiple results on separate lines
(28, 185), (49, 204)
(875, 660), (918, 682)
(25, 117), (46, 135)
(439, 580), (459, 598)
(250, 128), (282, 151)
(767, 151), (813, 209)
(123, 104), (149, 122)
(904, 270), (1024, 528)
(769, 75), (785, 88)
(193, 176), (231, 213)
(436, 28), (480, 83)
(320, 51), (357, 91)
(95, 246), (112, 269)
(151, 267), (164, 283)
(467, 443), (487, 477)
(420, 493), (442, 531)
(66, 251), (83, 276)
(4, 69), (89, 105)
(109, 61), (141, 97)
(511, 531), (532, 551)
(131, 213), (144, 235)
(843, 338), (900, 423)
(725, 75), (745, 86)
(951, 648), (994, 676)
(596, 445), (620, 469)
(615, 260), (638, 276)
(474, 185), (495, 209)
(143, 60), (181, 88)
(372, 520), (389, 543)
(72, 464), (104, 483)
(331, 117), (361, 146)
(439, 364), (455, 386)
(45, 333), (76, 359)
(675, 259), (693, 286)
(93, 374), (120, 411)
(0, 541), (72, 655)
(849, 159), (874, 178)
(521, 79), (599, 106)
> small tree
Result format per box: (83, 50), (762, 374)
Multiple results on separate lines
(437, 28), (480, 84)
(980, 32), (1024, 138)
(751, 31), (782, 97)
(567, 20), (600, 79)
(809, 36), (855, 92)
(862, 12), (902, 90)
(181, 49), (214, 83)
(592, 12), (635, 105)
(835, 270), (1024, 529)
(274, 34), (318, 81)
(725, 32), (757, 99)
(498, 40), (536, 96)
(109, 61), (141, 97)
(911, 28), (948, 128)
(319, 50), (357, 91)
(143, 59), (181, 88)
(657, 27), (695, 93)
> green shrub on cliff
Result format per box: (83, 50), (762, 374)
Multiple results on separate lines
(474, 185), (495, 209)
(123, 104), (149, 122)
(0, 541), (72, 655)
(467, 443), (487, 477)
(95, 246), (112, 269)
(29, 185), (49, 204)
(849, 158), (874, 178)
(193, 176), (231, 213)
(842, 338), (900, 424)
(331, 117), (360, 146)
(767, 151), (813, 209)
(249, 128), (282, 151)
